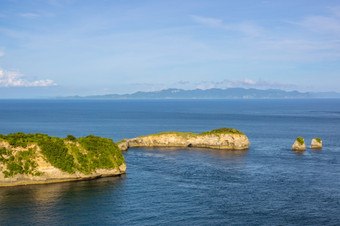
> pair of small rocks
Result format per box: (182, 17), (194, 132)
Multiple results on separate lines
(292, 137), (322, 151)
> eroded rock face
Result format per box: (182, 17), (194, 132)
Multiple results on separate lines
(117, 139), (129, 151)
(311, 138), (322, 149)
(118, 129), (250, 151)
(292, 138), (306, 151)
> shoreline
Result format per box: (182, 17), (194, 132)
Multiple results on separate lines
(0, 172), (125, 187)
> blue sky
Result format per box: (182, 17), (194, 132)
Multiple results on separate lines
(0, 0), (340, 97)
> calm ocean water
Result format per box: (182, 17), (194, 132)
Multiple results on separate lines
(0, 99), (339, 225)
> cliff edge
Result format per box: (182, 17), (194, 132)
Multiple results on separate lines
(117, 128), (250, 151)
(0, 133), (126, 187)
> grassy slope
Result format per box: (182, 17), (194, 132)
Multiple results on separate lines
(134, 128), (244, 139)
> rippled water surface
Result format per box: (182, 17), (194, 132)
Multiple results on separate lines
(0, 99), (339, 225)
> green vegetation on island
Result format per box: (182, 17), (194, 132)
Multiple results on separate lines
(0, 147), (41, 178)
(296, 137), (305, 145)
(117, 127), (249, 151)
(0, 133), (125, 177)
(315, 137), (322, 143)
(116, 139), (128, 146)
(201, 128), (244, 135)
(136, 127), (244, 139)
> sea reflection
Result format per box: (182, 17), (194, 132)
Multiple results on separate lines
(0, 175), (125, 225)
(192, 148), (249, 159)
(132, 147), (248, 161)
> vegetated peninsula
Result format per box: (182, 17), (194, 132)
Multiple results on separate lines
(0, 133), (126, 187)
(63, 88), (340, 99)
(118, 128), (250, 151)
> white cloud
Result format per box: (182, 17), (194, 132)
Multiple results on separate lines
(19, 13), (40, 18)
(0, 69), (57, 87)
(0, 51), (4, 57)
(191, 15), (224, 28)
(297, 16), (340, 36)
(130, 78), (297, 92)
(328, 6), (340, 18)
(291, 6), (340, 37)
(194, 78), (296, 90)
(191, 15), (263, 37)
(255, 39), (340, 60)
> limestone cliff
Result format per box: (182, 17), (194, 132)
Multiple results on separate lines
(0, 133), (126, 187)
(117, 128), (250, 151)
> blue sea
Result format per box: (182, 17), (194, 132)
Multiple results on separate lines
(0, 99), (339, 225)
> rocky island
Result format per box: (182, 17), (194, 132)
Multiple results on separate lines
(292, 137), (306, 151)
(0, 133), (126, 187)
(117, 128), (250, 151)
(311, 138), (322, 149)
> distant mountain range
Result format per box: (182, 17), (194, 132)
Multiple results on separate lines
(64, 88), (340, 99)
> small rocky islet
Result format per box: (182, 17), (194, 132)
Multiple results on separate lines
(311, 138), (323, 149)
(292, 137), (322, 151)
(292, 137), (306, 151)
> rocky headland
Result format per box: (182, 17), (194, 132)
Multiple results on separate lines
(0, 133), (126, 187)
(117, 128), (250, 151)
(292, 137), (306, 151)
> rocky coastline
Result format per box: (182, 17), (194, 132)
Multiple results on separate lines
(117, 128), (250, 151)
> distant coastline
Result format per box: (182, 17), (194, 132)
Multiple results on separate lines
(60, 88), (340, 100)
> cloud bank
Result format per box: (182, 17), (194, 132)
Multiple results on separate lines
(193, 78), (296, 90)
(294, 7), (340, 37)
(131, 78), (297, 93)
(19, 13), (40, 18)
(0, 69), (57, 87)
(191, 15), (263, 37)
